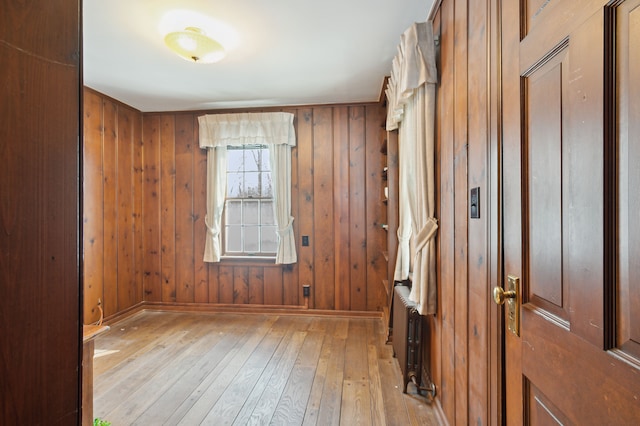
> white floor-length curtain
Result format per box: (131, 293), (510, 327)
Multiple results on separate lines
(269, 143), (296, 264)
(386, 21), (438, 315)
(198, 112), (297, 264)
(203, 146), (227, 262)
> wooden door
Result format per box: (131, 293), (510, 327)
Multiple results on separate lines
(501, 0), (640, 423)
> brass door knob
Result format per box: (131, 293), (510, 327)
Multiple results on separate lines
(493, 286), (516, 305)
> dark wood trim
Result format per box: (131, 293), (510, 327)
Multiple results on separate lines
(602, 3), (617, 351)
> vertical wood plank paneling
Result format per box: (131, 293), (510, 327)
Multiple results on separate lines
(297, 108), (315, 308)
(83, 90), (145, 319)
(218, 265), (234, 303)
(467, 0), (490, 423)
(313, 107), (335, 310)
(83, 91), (105, 324)
(365, 104), (387, 312)
(453, 0), (470, 421)
(233, 266), (250, 304)
(439, 0), (457, 420)
(117, 107), (135, 312)
(193, 119), (209, 303)
(160, 115), (177, 302)
(264, 266), (284, 305)
(133, 109), (144, 305)
(249, 266), (265, 304)
(143, 115), (162, 302)
(333, 106), (351, 310)
(85, 100), (388, 316)
(175, 114), (195, 303)
(349, 106), (367, 311)
(102, 101), (119, 317)
(282, 266), (296, 305)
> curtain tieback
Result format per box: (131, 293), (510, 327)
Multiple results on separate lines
(415, 217), (438, 252)
(277, 216), (294, 237)
(397, 228), (411, 242)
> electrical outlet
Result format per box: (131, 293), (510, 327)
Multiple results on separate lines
(303, 285), (311, 297)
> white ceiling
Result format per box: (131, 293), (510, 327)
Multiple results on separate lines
(83, 0), (433, 112)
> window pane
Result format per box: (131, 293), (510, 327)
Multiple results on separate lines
(261, 226), (277, 253)
(226, 226), (242, 252)
(261, 201), (275, 225)
(261, 172), (273, 197)
(227, 172), (243, 197)
(244, 200), (259, 225)
(226, 200), (242, 225)
(227, 149), (244, 172)
(245, 149), (260, 171)
(261, 149), (271, 171)
(244, 172), (260, 197)
(244, 226), (259, 252)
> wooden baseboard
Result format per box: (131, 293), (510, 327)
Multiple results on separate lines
(102, 301), (383, 326)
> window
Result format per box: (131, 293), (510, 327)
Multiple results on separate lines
(223, 145), (277, 256)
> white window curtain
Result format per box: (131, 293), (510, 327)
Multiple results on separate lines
(198, 112), (297, 264)
(386, 21), (438, 315)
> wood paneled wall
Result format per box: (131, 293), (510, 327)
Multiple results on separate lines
(141, 106), (387, 311)
(83, 89), (144, 324)
(83, 93), (388, 321)
(426, 0), (499, 424)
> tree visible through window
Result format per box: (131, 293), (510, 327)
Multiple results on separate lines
(223, 144), (277, 256)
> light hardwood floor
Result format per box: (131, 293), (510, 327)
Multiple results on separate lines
(92, 310), (440, 425)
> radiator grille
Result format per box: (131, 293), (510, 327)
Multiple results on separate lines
(392, 285), (424, 394)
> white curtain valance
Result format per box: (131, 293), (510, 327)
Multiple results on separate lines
(198, 112), (296, 148)
(386, 21), (438, 131)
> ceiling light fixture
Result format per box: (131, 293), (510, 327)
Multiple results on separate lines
(164, 27), (225, 63)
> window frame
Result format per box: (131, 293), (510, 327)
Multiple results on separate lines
(221, 144), (277, 259)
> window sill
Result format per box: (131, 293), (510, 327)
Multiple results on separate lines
(220, 255), (277, 265)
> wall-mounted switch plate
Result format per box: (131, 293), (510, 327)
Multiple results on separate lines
(470, 187), (480, 219)
(302, 235), (309, 246)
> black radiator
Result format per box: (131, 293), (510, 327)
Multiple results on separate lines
(392, 285), (435, 397)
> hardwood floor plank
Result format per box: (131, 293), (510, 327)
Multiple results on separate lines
(133, 334), (246, 425)
(93, 311), (178, 375)
(340, 380), (372, 426)
(368, 343), (387, 426)
(378, 358), (411, 426)
(158, 316), (259, 424)
(301, 321), (335, 426)
(91, 311), (442, 425)
(95, 314), (205, 415)
(198, 319), (290, 424)
(270, 331), (325, 425)
(174, 316), (279, 425)
(102, 315), (229, 423)
(230, 317), (308, 425)
(237, 331), (307, 424)
(344, 319), (369, 381)
(316, 336), (346, 425)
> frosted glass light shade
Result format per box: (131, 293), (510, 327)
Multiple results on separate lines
(164, 27), (225, 63)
